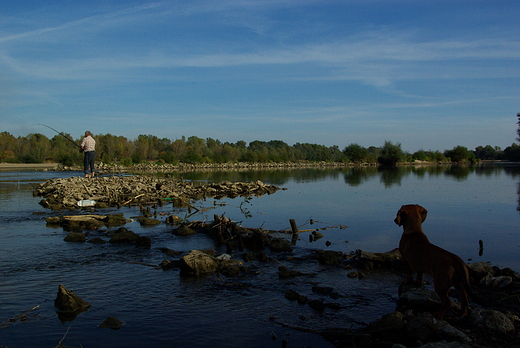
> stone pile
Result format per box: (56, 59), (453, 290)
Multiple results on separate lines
(33, 176), (281, 210)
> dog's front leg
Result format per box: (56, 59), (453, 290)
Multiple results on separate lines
(402, 261), (416, 285)
(415, 272), (424, 287)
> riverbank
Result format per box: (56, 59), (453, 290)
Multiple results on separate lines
(0, 163), (60, 170)
(2, 159), (516, 174)
(3, 160), (512, 174)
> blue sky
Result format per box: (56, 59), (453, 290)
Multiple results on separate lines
(1, 1), (519, 152)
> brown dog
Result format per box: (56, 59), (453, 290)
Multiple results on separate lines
(395, 204), (471, 317)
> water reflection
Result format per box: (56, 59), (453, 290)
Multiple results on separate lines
(343, 167), (378, 186)
(177, 163), (520, 217)
(517, 181), (520, 213)
(176, 163), (520, 188)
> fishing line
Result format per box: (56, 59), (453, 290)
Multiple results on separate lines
(35, 124), (82, 150)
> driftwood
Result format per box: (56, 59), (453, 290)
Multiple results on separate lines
(0, 305), (41, 328)
(53, 325), (71, 348)
(122, 193), (145, 205)
(62, 214), (107, 221)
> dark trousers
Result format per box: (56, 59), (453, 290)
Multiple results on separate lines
(83, 151), (95, 174)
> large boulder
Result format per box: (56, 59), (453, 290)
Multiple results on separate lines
(355, 248), (402, 269)
(469, 308), (515, 333)
(467, 262), (495, 281)
(398, 284), (442, 311)
(179, 250), (218, 276)
(406, 312), (437, 342)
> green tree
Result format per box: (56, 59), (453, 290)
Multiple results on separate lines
(428, 150), (448, 162)
(378, 141), (404, 166)
(474, 145), (499, 160)
(504, 143), (520, 162)
(412, 149), (427, 161)
(133, 134), (161, 163)
(444, 145), (475, 163)
(0, 132), (18, 162)
(50, 133), (82, 165)
(19, 133), (51, 163)
(517, 112), (520, 142)
(343, 143), (369, 163)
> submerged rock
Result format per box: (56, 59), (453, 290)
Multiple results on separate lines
(48, 213), (129, 232)
(173, 225), (197, 236)
(109, 227), (139, 244)
(88, 237), (107, 244)
(99, 316), (125, 330)
(138, 216), (161, 226)
(63, 232), (86, 243)
(285, 289), (308, 304)
(135, 235), (152, 249)
(268, 238), (293, 252)
(278, 266), (303, 278)
(318, 250), (344, 265)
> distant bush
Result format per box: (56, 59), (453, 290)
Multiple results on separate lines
(378, 141), (404, 166)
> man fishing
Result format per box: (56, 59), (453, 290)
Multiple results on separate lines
(80, 131), (96, 178)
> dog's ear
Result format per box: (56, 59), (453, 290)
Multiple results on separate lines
(420, 208), (428, 223)
(394, 210), (403, 226)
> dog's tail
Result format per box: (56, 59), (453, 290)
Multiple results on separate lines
(456, 261), (487, 306)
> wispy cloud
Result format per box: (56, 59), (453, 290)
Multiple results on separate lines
(3, 31), (518, 82)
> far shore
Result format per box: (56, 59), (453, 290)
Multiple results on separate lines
(0, 160), (511, 173)
(0, 163), (60, 170)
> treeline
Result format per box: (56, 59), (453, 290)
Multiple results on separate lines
(1, 131), (520, 166)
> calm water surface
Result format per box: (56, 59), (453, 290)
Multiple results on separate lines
(1, 165), (519, 347)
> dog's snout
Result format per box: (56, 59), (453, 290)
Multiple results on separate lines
(394, 211), (403, 226)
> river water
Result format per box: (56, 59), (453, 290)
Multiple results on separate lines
(1, 164), (519, 347)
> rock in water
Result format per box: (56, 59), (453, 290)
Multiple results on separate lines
(99, 316), (125, 330)
(54, 284), (91, 314)
(179, 250), (218, 276)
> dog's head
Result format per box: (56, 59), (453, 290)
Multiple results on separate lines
(394, 204), (428, 226)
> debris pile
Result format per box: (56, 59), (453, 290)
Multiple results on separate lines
(33, 176), (281, 210)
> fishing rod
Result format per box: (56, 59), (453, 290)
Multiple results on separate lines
(36, 124), (82, 150)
